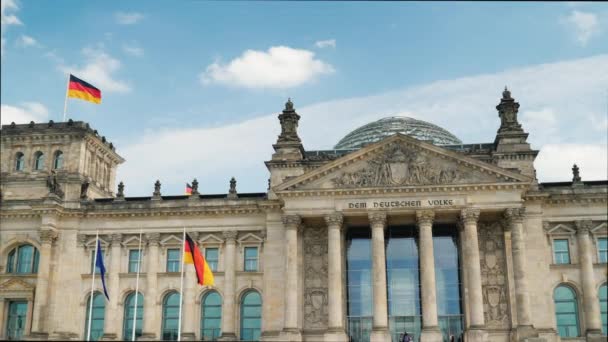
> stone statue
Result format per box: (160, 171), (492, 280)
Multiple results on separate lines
(572, 164), (581, 182)
(46, 171), (64, 198)
(153, 180), (161, 197)
(228, 177), (238, 199)
(116, 181), (125, 199)
(277, 98), (302, 143)
(80, 180), (90, 199)
(496, 87), (522, 133)
(191, 178), (199, 195)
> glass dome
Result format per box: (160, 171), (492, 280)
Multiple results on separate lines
(334, 116), (462, 149)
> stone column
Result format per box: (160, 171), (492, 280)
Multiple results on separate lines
(416, 210), (442, 342)
(282, 215), (302, 339)
(575, 220), (603, 338)
(368, 211), (389, 342)
(220, 230), (238, 340)
(31, 228), (58, 335)
(142, 233), (160, 340)
(103, 233), (122, 339)
(460, 209), (485, 328)
(504, 208), (536, 339)
(325, 212), (348, 341)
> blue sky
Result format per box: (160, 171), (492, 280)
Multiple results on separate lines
(2, 1), (607, 196)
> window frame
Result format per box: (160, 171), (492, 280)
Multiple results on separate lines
(14, 152), (25, 171)
(552, 239), (571, 265)
(33, 151), (45, 171)
(128, 249), (142, 273)
(596, 236), (608, 264)
(6, 244), (39, 274)
(122, 291), (144, 340)
(201, 290), (222, 341)
(243, 246), (259, 272)
(162, 291), (180, 341)
(204, 247), (220, 272)
(53, 150), (64, 170)
(239, 290), (262, 341)
(84, 292), (106, 341)
(554, 284), (580, 338)
(166, 248), (181, 273)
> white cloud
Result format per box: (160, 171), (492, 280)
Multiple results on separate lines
(315, 39), (336, 49)
(60, 47), (131, 93)
(200, 46), (334, 89)
(17, 34), (38, 47)
(1, 102), (49, 125)
(115, 12), (144, 25)
(118, 55), (608, 195)
(122, 42), (144, 57)
(1, 0), (22, 56)
(563, 10), (600, 45)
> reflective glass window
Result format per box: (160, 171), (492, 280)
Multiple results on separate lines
(53, 151), (64, 169)
(599, 284), (607, 335)
(84, 292), (105, 341)
(386, 226), (421, 342)
(166, 249), (181, 272)
(598, 238), (608, 263)
(201, 291), (222, 341)
(6, 301), (28, 340)
(554, 285), (580, 337)
(128, 250), (141, 273)
(244, 247), (258, 271)
(162, 292), (180, 341)
(122, 292), (143, 340)
(346, 228), (373, 342)
(434, 226), (463, 341)
(34, 152), (45, 170)
(240, 291), (261, 341)
(15, 152), (25, 171)
(553, 239), (570, 264)
(7, 245), (39, 274)
(205, 248), (219, 272)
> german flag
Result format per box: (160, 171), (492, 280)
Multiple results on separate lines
(185, 183), (193, 195)
(67, 74), (101, 104)
(183, 233), (214, 286)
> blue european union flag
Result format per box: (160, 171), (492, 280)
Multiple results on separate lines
(96, 239), (110, 300)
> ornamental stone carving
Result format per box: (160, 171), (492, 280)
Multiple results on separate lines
(575, 220), (593, 235)
(368, 211), (387, 227)
(146, 233), (161, 246)
(324, 212), (343, 228)
(40, 229), (58, 244)
(330, 142), (498, 188)
(503, 208), (525, 225)
(223, 230), (238, 242)
(110, 233), (123, 245)
(461, 208), (481, 225)
(478, 222), (509, 328)
(416, 210), (435, 226)
(283, 214), (302, 229)
(303, 225), (328, 330)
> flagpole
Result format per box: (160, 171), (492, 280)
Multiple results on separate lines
(177, 227), (186, 342)
(132, 229), (143, 341)
(87, 230), (99, 342)
(63, 74), (71, 122)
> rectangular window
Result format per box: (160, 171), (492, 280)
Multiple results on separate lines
(553, 239), (571, 264)
(244, 247), (258, 272)
(128, 250), (142, 273)
(166, 248), (181, 273)
(205, 248), (219, 272)
(598, 237), (608, 263)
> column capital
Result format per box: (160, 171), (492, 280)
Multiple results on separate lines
(110, 233), (123, 245)
(575, 220), (593, 235)
(460, 208), (481, 225)
(504, 207), (525, 225)
(325, 212), (343, 228)
(146, 232), (161, 246)
(39, 228), (58, 244)
(416, 210), (435, 226)
(368, 211), (387, 227)
(282, 214), (302, 229)
(222, 230), (238, 242)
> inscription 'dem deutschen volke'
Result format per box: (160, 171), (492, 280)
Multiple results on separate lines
(344, 198), (463, 210)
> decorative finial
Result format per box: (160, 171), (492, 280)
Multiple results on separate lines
(502, 86), (511, 99)
(572, 164), (581, 183)
(496, 87), (522, 133)
(153, 180), (162, 198)
(117, 181), (125, 199)
(228, 177), (238, 199)
(276, 98), (301, 144)
(191, 178), (199, 195)
(285, 98), (294, 111)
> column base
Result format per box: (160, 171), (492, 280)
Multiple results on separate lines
(280, 328), (302, 341)
(463, 327), (488, 342)
(370, 327), (391, 342)
(219, 332), (238, 341)
(22, 332), (49, 341)
(586, 329), (605, 342)
(511, 325), (541, 341)
(99, 333), (118, 341)
(137, 332), (157, 341)
(420, 327), (443, 342)
(46, 332), (80, 341)
(324, 328), (349, 342)
(180, 332), (197, 340)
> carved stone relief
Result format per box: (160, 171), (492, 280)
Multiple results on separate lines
(478, 222), (510, 328)
(330, 142), (500, 188)
(303, 225), (328, 330)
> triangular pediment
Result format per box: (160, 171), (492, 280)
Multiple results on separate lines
(276, 134), (531, 192)
(0, 278), (35, 292)
(546, 223), (576, 235)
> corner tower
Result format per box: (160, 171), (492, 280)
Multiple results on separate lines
(0, 120), (125, 201)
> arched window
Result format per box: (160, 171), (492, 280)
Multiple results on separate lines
(34, 151), (45, 171)
(554, 285), (580, 338)
(6, 244), (39, 274)
(162, 291), (180, 341)
(84, 292), (105, 341)
(240, 291), (261, 341)
(600, 283), (607, 335)
(201, 291), (222, 341)
(123, 292), (143, 340)
(15, 152), (25, 171)
(53, 150), (64, 169)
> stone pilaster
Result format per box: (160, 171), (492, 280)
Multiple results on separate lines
(31, 228), (58, 335)
(575, 220), (603, 339)
(416, 210), (443, 342)
(460, 208), (487, 342)
(504, 208), (537, 340)
(103, 233), (122, 339)
(220, 230), (238, 341)
(368, 211), (390, 342)
(142, 233), (160, 340)
(324, 212), (348, 342)
(282, 215), (302, 340)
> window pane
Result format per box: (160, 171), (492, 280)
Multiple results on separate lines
(346, 229), (374, 342)
(553, 240), (570, 264)
(206, 248), (219, 271)
(17, 245), (34, 273)
(7, 250), (15, 273)
(244, 247), (258, 271)
(554, 285), (580, 337)
(240, 292), (261, 341)
(84, 293), (105, 341)
(129, 250), (141, 273)
(163, 292), (180, 341)
(599, 238), (608, 263)
(167, 249), (181, 272)
(122, 292), (144, 340)
(600, 284), (607, 335)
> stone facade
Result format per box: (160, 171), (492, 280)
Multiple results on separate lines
(0, 91), (607, 342)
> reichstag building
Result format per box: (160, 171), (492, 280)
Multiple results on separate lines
(0, 89), (606, 342)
